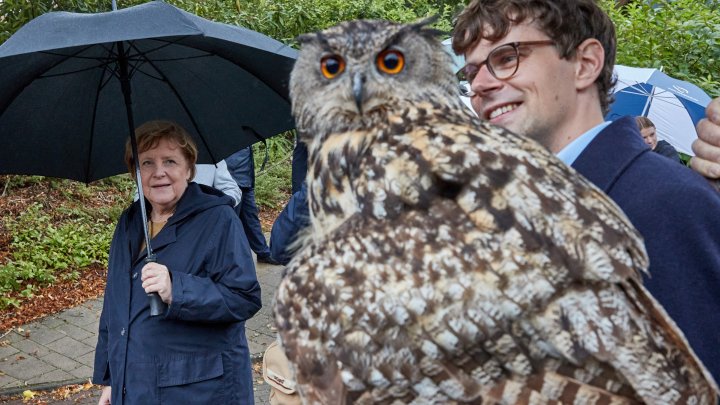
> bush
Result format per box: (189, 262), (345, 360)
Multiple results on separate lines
(253, 132), (295, 209)
(0, 202), (114, 308)
(603, 0), (720, 98)
(0, 176), (131, 309)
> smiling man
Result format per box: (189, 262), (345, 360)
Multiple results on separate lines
(453, 0), (720, 382)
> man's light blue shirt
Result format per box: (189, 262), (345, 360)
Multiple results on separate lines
(556, 121), (611, 165)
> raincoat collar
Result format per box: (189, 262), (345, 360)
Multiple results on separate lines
(127, 182), (234, 263)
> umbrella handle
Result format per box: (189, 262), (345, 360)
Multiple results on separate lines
(145, 254), (168, 317)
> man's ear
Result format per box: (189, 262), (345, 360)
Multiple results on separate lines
(574, 38), (604, 91)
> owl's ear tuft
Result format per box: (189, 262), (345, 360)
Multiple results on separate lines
(408, 15), (446, 39)
(296, 32), (318, 46)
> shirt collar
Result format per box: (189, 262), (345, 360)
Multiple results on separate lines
(556, 121), (612, 165)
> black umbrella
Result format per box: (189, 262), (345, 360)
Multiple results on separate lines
(0, 0), (297, 314)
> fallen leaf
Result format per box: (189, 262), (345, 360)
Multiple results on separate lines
(22, 389), (35, 399)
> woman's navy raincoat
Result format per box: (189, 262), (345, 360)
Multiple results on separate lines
(92, 183), (261, 404)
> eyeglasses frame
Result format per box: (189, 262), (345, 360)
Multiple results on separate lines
(459, 40), (556, 97)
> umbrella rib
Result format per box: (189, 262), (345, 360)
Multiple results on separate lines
(39, 43), (121, 79)
(128, 55), (216, 83)
(136, 36), (294, 103)
(126, 41), (217, 163)
(134, 36), (294, 103)
(619, 88), (686, 108)
(84, 54), (116, 183)
(0, 44), (105, 117)
(122, 38), (214, 82)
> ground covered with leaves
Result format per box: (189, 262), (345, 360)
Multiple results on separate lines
(0, 381), (102, 404)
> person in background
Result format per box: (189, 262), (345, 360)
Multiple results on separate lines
(194, 160), (242, 206)
(291, 139), (308, 195)
(269, 138), (311, 265)
(269, 183), (310, 266)
(453, 0), (720, 380)
(226, 146), (279, 265)
(93, 120), (261, 404)
(635, 116), (682, 163)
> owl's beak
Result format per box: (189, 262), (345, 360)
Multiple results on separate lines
(352, 72), (365, 114)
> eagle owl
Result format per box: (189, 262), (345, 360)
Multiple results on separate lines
(274, 19), (718, 404)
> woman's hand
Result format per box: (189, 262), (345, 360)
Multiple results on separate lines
(98, 386), (111, 405)
(141, 262), (173, 305)
(692, 97), (720, 179)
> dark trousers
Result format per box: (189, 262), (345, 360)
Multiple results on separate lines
(291, 141), (308, 195)
(236, 187), (271, 258)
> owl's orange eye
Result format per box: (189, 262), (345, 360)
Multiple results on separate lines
(320, 55), (345, 79)
(376, 50), (405, 75)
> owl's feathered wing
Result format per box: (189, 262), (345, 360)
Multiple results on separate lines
(274, 101), (718, 404)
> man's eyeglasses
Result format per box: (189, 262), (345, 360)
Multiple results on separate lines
(459, 40), (555, 96)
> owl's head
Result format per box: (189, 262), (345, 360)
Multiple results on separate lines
(290, 18), (462, 142)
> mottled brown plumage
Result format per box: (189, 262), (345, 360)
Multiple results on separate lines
(274, 19), (719, 404)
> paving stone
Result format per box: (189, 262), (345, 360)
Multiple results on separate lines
(37, 315), (65, 329)
(0, 374), (19, 389)
(45, 336), (94, 358)
(22, 325), (61, 346)
(83, 298), (104, 312)
(55, 323), (93, 342)
(40, 352), (81, 371)
(78, 319), (101, 335)
(247, 333), (274, 358)
(68, 365), (93, 380)
(245, 313), (269, 331)
(75, 351), (95, 368)
(58, 306), (100, 328)
(0, 346), (19, 359)
(11, 338), (50, 358)
(3, 331), (27, 345)
(82, 335), (99, 350)
(1, 355), (54, 380)
(25, 369), (74, 386)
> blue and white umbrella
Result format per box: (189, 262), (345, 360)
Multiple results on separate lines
(606, 65), (712, 155)
(442, 38), (475, 114)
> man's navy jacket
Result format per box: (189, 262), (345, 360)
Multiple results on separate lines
(573, 117), (720, 381)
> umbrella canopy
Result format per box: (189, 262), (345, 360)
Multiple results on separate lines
(0, 0), (297, 183)
(441, 38), (475, 114)
(606, 65), (711, 155)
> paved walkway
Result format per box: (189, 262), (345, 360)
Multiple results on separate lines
(0, 260), (284, 403)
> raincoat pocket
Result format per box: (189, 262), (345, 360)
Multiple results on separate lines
(156, 353), (226, 404)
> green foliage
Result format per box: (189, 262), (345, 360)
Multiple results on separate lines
(0, 0), (459, 46)
(602, 0), (720, 98)
(0, 176), (130, 308)
(0, 202), (114, 308)
(679, 151), (692, 167)
(253, 133), (295, 209)
(228, 0), (459, 45)
(1, 175), (45, 195)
